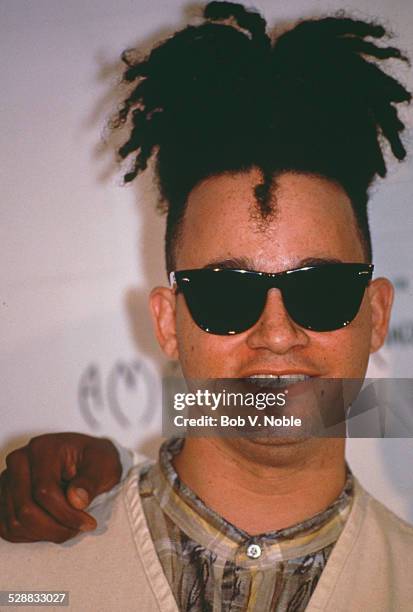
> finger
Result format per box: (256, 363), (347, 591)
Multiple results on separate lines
(0, 471), (37, 543)
(66, 442), (121, 508)
(0, 472), (6, 540)
(0, 471), (14, 540)
(2, 467), (79, 544)
(31, 475), (97, 533)
(8, 447), (96, 533)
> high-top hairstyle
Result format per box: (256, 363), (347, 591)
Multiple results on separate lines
(112, 1), (411, 272)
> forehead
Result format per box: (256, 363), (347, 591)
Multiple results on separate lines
(176, 169), (365, 271)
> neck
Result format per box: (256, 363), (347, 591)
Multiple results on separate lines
(173, 437), (346, 534)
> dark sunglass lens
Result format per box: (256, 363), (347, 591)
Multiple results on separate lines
(282, 266), (369, 331)
(179, 270), (267, 335)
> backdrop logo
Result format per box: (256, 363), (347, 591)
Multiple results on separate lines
(386, 276), (413, 347)
(78, 359), (157, 429)
(387, 322), (413, 346)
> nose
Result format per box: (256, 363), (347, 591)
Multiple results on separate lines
(246, 288), (309, 354)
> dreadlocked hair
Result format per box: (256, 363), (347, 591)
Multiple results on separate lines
(113, 1), (411, 273)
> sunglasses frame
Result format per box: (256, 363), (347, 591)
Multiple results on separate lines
(169, 263), (374, 335)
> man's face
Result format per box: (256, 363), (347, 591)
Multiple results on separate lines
(151, 169), (393, 383)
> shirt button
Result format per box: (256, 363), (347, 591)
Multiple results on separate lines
(246, 543), (262, 559)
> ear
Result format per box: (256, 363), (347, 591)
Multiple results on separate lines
(149, 286), (179, 359)
(367, 277), (394, 354)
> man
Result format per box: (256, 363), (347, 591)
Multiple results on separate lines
(1, 2), (412, 610)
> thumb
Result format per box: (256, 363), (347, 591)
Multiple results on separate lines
(65, 479), (97, 531)
(66, 480), (92, 510)
(65, 441), (122, 510)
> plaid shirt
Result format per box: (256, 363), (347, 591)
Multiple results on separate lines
(138, 438), (353, 612)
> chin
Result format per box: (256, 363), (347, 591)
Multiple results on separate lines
(224, 435), (317, 467)
(244, 434), (311, 446)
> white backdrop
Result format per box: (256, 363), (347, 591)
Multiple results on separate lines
(1, 0), (413, 522)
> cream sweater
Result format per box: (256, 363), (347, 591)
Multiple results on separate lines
(1, 464), (412, 611)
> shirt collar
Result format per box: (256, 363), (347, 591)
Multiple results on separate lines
(145, 437), (354, 567)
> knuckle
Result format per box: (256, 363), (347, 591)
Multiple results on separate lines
(1, 514), (28, 542)
(5, 448), (25, 469)
(99, 437), (115, 451)
(33, 485), (54, 504)
(15, 504), (33, 523)
(9, 517), (21, 532)
(28, 435), (48, 454)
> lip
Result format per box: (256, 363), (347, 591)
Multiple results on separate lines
(238, 370), (321, 397)
(239, 370), (320, 378)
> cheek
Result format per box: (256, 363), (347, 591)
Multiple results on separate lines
(175, 298), (243, 377)
(315, 296), (373, 377)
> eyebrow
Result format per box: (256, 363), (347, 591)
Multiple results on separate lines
(203, 257), (256, 270)
(298, 257), (344, 267)
(203, 256), (344, 271)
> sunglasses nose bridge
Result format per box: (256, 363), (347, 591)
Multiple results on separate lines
(250, 274), (287, 319)
(246, 287), (309, 353)
(262, 272), (286, 297)
(268, 274), (284, 291)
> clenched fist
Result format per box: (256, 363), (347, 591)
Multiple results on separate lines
(0, 433), (122, 543)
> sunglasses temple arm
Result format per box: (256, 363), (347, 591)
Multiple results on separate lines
(169, 271), (177, 290)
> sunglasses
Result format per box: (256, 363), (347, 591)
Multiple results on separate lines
(169, 263), (374, 335)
